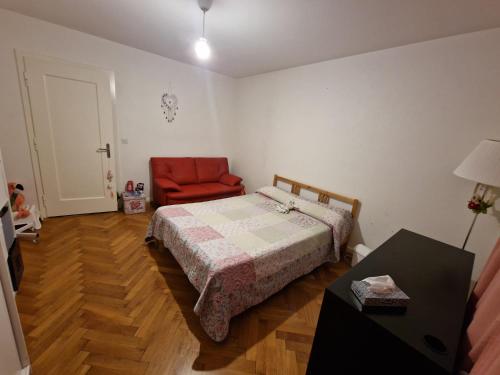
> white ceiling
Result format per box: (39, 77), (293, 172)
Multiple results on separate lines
(1, 0), (500, 77)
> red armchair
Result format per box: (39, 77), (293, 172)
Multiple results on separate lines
(151, 157), (245, 206)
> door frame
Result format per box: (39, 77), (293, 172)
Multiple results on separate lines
(15, 50), (121, 218)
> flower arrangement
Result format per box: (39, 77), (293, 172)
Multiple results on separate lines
(467, 194), (493, 214)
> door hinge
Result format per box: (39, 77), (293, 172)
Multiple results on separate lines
(23, 71), (29, 87)
(33, 138), (38, 152)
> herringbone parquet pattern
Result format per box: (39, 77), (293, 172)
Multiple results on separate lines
(16, 209), (348, 374)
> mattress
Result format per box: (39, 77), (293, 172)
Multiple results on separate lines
(146, 190), (352, 341)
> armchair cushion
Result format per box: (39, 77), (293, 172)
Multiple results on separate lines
(195, 158), (229, 183)
(219, 173), (242, 186)
(151, 157), (198, 185)
(155, 178), (181, 192)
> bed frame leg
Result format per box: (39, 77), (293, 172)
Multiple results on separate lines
(145, 236), (164, 252)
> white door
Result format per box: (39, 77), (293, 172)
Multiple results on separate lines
(23, 56), (117, 216)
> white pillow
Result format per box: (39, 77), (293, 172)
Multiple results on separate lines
(256, 186), (296, 205)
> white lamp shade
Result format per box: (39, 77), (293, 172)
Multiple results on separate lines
(454, 139), (500, 187)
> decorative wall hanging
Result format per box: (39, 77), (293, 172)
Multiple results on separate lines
(161, 92), (179, 123)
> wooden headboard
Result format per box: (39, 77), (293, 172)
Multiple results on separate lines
(273, 175), (360, 218)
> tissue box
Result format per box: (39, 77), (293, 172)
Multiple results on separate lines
(351, 280), (410, 309)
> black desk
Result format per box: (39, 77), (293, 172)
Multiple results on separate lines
(307, 229), (474, 374)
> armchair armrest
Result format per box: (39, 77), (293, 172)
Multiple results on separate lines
(219, 173), (242, 186)
(155, 178), (181, 192)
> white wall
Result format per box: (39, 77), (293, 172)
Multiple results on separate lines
(0, 9), (235, 203)
(0, 9), (498, 279)
(233, 29), (500, 279)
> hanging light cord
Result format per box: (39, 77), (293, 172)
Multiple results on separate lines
(202, 9), (206, 38)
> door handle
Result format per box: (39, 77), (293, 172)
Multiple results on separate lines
(96, 143), (111, 158)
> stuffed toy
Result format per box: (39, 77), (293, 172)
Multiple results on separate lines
(126, 180), (134, 193)
(135, 182), (144, 195)
(8, 183), (30, 219)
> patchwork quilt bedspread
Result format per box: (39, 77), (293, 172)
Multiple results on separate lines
(146, 190), (352, 341)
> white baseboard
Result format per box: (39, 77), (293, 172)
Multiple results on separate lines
(18, 365), (31, 375)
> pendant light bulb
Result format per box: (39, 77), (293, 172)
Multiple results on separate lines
(195, 37), (210, 60)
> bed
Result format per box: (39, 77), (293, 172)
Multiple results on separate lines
(146, 175), (358, 341)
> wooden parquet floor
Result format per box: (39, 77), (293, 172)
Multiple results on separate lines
(15, 209), (349, 375)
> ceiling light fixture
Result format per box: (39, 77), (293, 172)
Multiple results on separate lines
(195, 0), (213, 60)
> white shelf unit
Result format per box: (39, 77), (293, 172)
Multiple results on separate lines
(0, 147), (30, 374)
